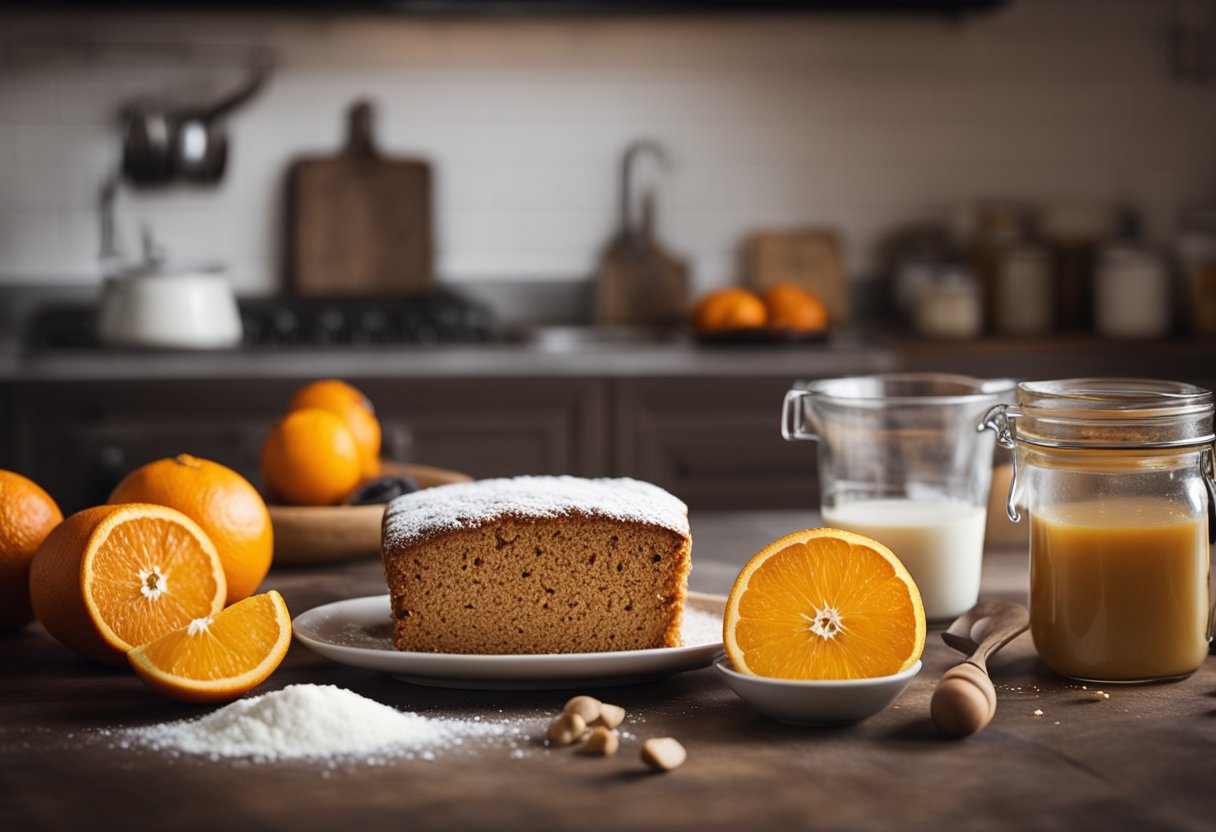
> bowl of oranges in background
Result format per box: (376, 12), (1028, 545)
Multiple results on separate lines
(692, 282), (831, 344)
(260, 379), (470, 565)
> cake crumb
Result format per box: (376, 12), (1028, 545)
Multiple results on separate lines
(1032, 709), (1044, 717)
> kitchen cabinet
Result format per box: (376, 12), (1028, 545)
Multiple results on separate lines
(360, 377), (610, 480)
(3, 377), (610, 513)
(6, 334), (1207, 514)
(6, 380), (278, 512)
(613, 377), (817, 510)
(2, 374), (811, 513)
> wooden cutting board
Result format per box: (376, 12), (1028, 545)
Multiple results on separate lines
(287, 100), (433, 298)
(744, 228), (849, 323)
(596, 194), (689, 326)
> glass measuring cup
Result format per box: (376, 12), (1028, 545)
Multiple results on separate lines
(782, 373), (1014, 621)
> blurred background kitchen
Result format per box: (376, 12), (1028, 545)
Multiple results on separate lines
(1, 0), (1214, 516)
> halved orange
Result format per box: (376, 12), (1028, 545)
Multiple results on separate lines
(724, 528), (925, 680)
(29, 503), (226, 665)
(128, 590), (291, 704)
(109, 454), (274, 605)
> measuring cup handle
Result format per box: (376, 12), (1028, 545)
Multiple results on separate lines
(781, 389), (819, 442)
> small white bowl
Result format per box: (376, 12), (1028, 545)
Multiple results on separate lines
(714, 655), (922, 726)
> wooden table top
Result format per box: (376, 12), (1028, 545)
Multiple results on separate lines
(3, 510), (1214, 832)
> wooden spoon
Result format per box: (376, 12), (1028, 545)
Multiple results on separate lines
(930, 601), (1029, 738)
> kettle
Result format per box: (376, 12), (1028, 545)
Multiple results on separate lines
(98, 229), (242, 350)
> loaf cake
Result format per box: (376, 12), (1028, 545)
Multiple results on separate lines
(381, 476), (692, 654)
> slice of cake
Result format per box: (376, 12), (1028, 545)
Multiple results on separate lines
(381, 476), (692, 655)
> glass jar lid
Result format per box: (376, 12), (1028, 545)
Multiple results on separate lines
(999, 378), (1214, 449)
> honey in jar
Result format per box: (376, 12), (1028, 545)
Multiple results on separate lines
(1030, 498), (1209, 682)
(983, 379), (1215, 683)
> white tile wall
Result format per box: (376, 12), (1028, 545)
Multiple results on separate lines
(0, 0), (1214, 294)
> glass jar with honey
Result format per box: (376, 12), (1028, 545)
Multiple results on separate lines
(982, 379), (1215, 683)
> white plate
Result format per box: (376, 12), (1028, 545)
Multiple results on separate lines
(292, 592), (726, 690)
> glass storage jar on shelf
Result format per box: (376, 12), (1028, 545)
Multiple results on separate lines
(982, 379), (1215, 684)
(1179, 207), (1216, 336)
(1093, 244), (1172, 339)
(994, 243), (1052, 336)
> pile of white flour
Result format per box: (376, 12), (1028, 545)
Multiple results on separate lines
(112, 685), (524, 763)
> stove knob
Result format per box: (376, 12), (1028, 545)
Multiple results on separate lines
(415, 324), (439, 345)
(356, 308), (388, 344)
(272, 309), (300, 341)
(318, 308), (345, 332)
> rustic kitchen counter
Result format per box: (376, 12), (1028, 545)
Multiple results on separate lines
(2, 510), (1213, 832)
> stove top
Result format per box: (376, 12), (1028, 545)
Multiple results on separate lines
(26, 291), (498, 350)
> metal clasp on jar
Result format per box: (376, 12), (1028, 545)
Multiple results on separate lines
(980, 402), (1216, 536)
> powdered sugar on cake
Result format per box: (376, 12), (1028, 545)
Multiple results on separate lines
(383, 476), (689, 549)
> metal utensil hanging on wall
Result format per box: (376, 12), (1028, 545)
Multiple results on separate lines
(120, 52), (270, 187)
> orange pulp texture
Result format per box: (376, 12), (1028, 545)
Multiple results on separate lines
(29, 503), (226, 665)
(724, 528), (925, 680)
(129, 590), (292, 703)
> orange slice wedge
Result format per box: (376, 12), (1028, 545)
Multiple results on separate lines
(30, 503), (226, 665)
(724, 528), (926, 680)
(128, 590), (292, 704)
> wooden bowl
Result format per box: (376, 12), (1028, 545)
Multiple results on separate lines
(268, 461), (471, 566)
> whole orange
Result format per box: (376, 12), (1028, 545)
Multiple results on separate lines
(288, 379), (381, 479)
(0, 470), (63, 629)
(261, 408), (362, 507)
(109, 454), (273, 604)
(762, 283), (829, 333)
(692, 288), (768, 334)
